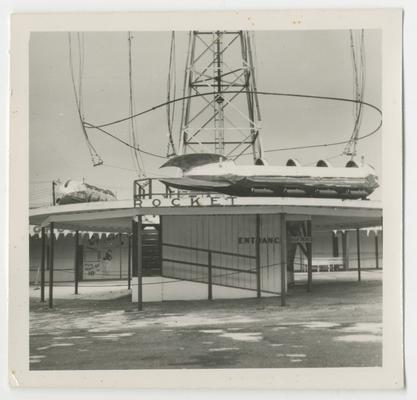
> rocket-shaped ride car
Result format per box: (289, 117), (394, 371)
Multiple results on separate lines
(54, 180), (117, 205)
(159, 153), (379, 199)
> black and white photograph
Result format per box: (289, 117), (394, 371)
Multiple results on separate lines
(7, 9), (403, 389)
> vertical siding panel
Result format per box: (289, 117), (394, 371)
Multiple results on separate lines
(189, 216), (194, 278)
(161, 217), (166, 275)
(260, 214), (267, 292)
(195, 216), (202, 280)
(186, 216), (192, 278)
(170, 217), (174, 276)
(260, 215), (265, 291)
(217, 215), (223, 286)
(264, 218), (269, 290)
(234, 215), (241, 289)
(269, 215), (275, 292)
(218, 215), (225, 287)
(208, 216), (215, 282)
(260, 215), (266, 292)
(239, 215), (246, 289)
(202, 215), (209, 281)
(224, 215), (232, 286)
(220, 215), (227, 286)
(212, 216), (218, 284)
(248, 215), (256, 290)
(259, 214), (281, 294)
(162, 213), (282, 294)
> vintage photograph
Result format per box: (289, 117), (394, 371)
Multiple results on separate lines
(28, 28), (383, 369)
(8, 10), (403, 389)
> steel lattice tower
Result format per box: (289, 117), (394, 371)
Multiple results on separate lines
(178, 31), (263, 163)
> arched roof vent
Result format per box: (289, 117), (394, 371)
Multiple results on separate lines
(286, 158), (301, 167)
(316, 160), (332, 167)
(345, 160), (359, 168)
(255, 158), (268, 166)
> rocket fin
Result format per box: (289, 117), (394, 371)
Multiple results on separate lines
(160, 153), (229, 172)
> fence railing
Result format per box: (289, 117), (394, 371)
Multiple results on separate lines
(162, 242), (263, 299)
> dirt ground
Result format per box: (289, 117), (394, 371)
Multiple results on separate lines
(29, 270), (382, 370)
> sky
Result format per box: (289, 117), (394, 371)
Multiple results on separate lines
(29, 30), (381, 205)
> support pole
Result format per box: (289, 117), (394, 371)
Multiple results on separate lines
(137, 217), (143, 310)
(356, 228), (361, 282)
(48, 222), (55, 308)
(280, 214), (287, 306)
(132, 220), (138, 306)
(40, 227), (46, 302)
(158, 218), (163, 275)
(74, 230), (79, 294)
(132, 220), (138, 274)
(128, 234), (132, 290)
(255, 214), (261, 298)
(375, 232), (379, 269)
(132, 217), (143, 311)
(119, 233), (123, 279)
(332, 231), (339, 257)
(306, 220), (313, 292)
(52, 181), (56, 206)
(208, 251), (213, 300)
(342, 231), (349, 270)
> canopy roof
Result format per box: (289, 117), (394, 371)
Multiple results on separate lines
(29, 197), (382, 234)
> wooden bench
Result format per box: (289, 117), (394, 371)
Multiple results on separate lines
(312, 257), (344, 272)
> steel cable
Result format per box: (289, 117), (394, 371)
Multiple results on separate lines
(84, 90), (382, 159)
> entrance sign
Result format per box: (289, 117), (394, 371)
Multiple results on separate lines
(238, 236), (280, 244)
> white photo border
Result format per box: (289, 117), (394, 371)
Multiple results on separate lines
(8, 9), (403, 389)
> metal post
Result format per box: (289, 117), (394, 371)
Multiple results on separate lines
(133, 180), (137, 207)
(356, 228), (361, 282)
(342, 231), (349, 270)
(158, 218), (163, 275)
(40, 227), (46, 302)
(52, 181), (56, 206)
(132, 219), (139, 309)
(375, 232), (379, 269)
(119, 233), (123, 279)
(208, 251), (213, 300)
(307, 220), (313, 292)
(48, 222), (55, 308)
(255, 214), (261, 298)
(332, 231), (339, 257)
(132, 220), (138, 277)
(132, 217), (143, 310)
(74, 230), (79, 294)
(137, 217), (143, 310)
(128, 234), (132, 289)
(280, 214), (287, 306)
(148, 179), (153, 199)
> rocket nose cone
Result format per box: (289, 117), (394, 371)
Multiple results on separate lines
(366, 173), (379, 189)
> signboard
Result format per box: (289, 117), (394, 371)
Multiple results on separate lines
(83, 262), (101, 277)
(238, 236), (280, 244)
(134, 194), (236, 208)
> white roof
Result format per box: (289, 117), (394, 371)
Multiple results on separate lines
(29, 196), (382, 233)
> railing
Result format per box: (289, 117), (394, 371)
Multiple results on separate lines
(160, 242), (279, 299)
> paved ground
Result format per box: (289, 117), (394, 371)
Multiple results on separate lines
(29, 270), (382, 370)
